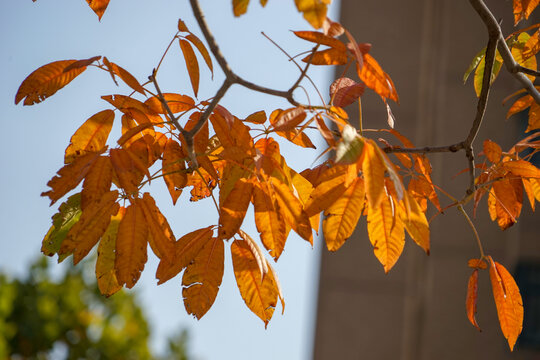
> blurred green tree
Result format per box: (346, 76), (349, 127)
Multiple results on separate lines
(0, 257), (189, 359)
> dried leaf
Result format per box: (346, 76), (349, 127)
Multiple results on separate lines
(514, 0), (540, 25)
(144, 93), (195, 114)
(330, 77), (365, 107)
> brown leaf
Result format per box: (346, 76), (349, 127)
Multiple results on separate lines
(182, 237), (224, 319)
(272, 107), (306, 132)
(488, 256), (523, 350)
(115, 202), (148, 288)
(304, 164), (354, 216)
(330, 77), (365, 107)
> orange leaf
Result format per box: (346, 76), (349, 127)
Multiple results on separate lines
(177, 18), (189, 32)
(483, 139), (502, 163)
(488, 256), (523, 350)
(492, 179), (521, 230)
(503, 159), (540, 178)
(59, 190), (119, 265)
(86, 0), (110, 20)
(527, 101), (540, 132)
(367, 191), (405, 273)
(468, 258), (488, 269)
(115, 202), (148, 288)
(238, 229), (269, 280)
(302, 48), (348, 65)
(162, 139), (187, 205)
(182, 237), (224, 319)
(233, 0), (250, 16)
(231, 239), (279, 327)
(244, 110), (267, 124)
(330, 77), (365, 107)
(64, 109), (114, 164)
(102, 57), (145, 95)
(293, 31), (347, 51)
(179, 39), (200, 97)
(81, 156), (113, 210)
(272, 107), (306, 132)
(304, 164), (354, 216)
(138, 193), (175, 261)
(466, 269), (481, 331)
(294, 0), (330, 29)
(358, 53), (399, 103)
(117, 122), (155, 147)
(110, 148), (144, 195)
(156, 226), (214, 285)
(400, 192), (430, 254)
(42, 152), (101, 205)
(144, 93), (195, 114)
(16, 59), (95, 105)
(185, 34), (213, 76)
(219, 178), (254, 239)
(96, 207), (125, 297)
(507, 94), (533, 119)
(252, 182), (287, 261)
(322, 177), (365, 251)
(271, 177), (313, 243)
(514, 0), (540, 24)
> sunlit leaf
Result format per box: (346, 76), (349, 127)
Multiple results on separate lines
(59, 190), (119, 265)
(102, 57), (145, 95)
(503, 159), (540, 178)
(362, 140), (385, 209)
(179, 39), (200, 97)
(358, 53), (398, 102)
(144, 93), (195, 115)
(219, 178), (254, 239)
(138, 193), (175, 261)
(488, 256), (523, 351)
(85, 0), (110, 20)
(483, 139), (502, 163)
(400, 192), (430, 254)
(96, 207), (125, 297)
(514, 0), (540, 25)
(81, 155), (113, 210)
(115, 201), (148, 288)
(304, 164), (354, 216)
(293, 31), (346, 50)
(294, 0), (331, 29)
(182, 237), (224, 319)
(330, 77), (365, 107)
(162, 139), (187, 205)
(466, 269), (481, 331)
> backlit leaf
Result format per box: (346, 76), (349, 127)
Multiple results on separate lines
(466, 269), (481, 331)
(293, 31), (347, 50)
(468, 258), (488, 269)
(238, 229), (268, 280)
(96, 207), (125, 297)
(219, 178), (254, 239)
(302, 48), (348, 65)
(514, 0), (540, 24)
(244, 110), (267, 124)
(86, 0), (110, 20)
(252, 182), (287, 261)
(231, 239), (278, 327)
(162, 139), (187, 205)
(179, 39), (200, 97)
(367, 191), (405, 273)
(110, 148), (144, 195)
(304, 164), (354, 216)
(233, 0), (250, 16)
(358, 53), (398, 102)
(294, 0), (331, 29)
(59, 190), (119, 265)
(16, 59), (95, 105)
(138, 193), (175, 261)
(483, 139), (502, 163)
(400, 192), (430, 254)
(503, 159), (540, 178)
(42, 152), (101, 205)
(272, 107), (306, 132)
(322, 177), (365, 251)
(81, 155), (113, 210)
(488, 256), (523, 351)
(362, 140), (385, 209)
(64, 110), (114, 164)
(182, 237), (224, 319)
(144, 93), (195, 115)
(330, 77), (365, 107)
(102, 57), (145, 95)
(156, 226), (214, 285)
(506, 94), (533, 119)
(42, 193), (82, 261)
(115, 202), (148, 288)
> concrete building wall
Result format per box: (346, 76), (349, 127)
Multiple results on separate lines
(313, 1), (540, 359)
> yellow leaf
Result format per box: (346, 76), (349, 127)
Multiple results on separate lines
(81, 156), (113, 210)
(362, 140), (385, 209)
(322, 177), (365, 251)
(271, 177), (313, 244)
(512, 33), (537, 83)
(179, 39), (200, 97)
(182, 237), (224, 319)
(233, 0), (250, 16)
(64, 110), (114, 164)
(59, 190), (119, 265)
(252, 182), (287, 261)
(399, 192), (430, 254)
(15, 58), (97, 105)
(115, 202), (148, 288)
(156, 226), (214, 285)
(294, 0), (331, 29)
(238, 229), (268, 280)
(231, 239), (279, 327)
(367, 191), (405, 273)
(144, 93), (195, 114)
(42, 152), (101, 205)
(304, 164), (354, 216)
(96, 207), (125, 297)
(488, 256), (523, 351)
(86, 0), (110, 20)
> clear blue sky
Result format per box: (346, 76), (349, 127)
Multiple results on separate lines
(1, 1), (340, 359)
